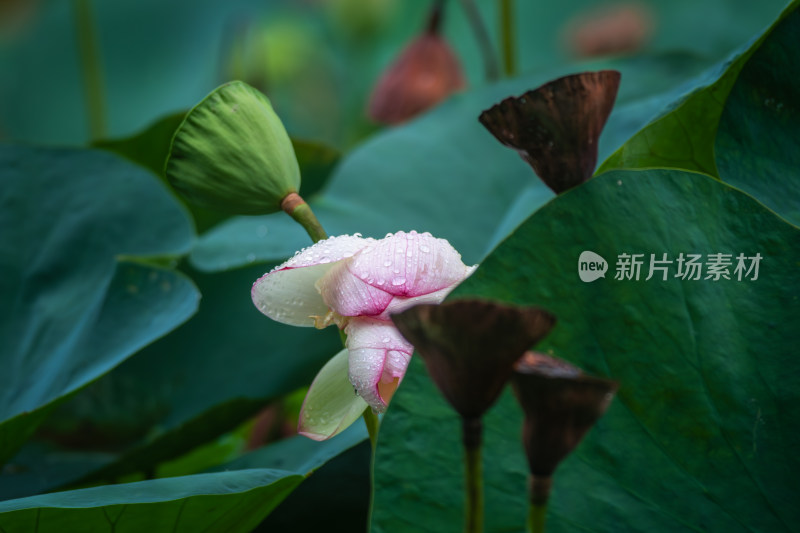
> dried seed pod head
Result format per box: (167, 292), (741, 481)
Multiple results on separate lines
(367, 3), (465, 125)
(391, 300), (556, 419)
(511, 351), (618, 494)
(478, 70), (620, 194)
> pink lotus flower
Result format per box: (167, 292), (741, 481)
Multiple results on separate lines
(252, 230), (475, 438)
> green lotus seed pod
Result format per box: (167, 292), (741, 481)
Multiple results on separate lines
(166, 81), (300, 215)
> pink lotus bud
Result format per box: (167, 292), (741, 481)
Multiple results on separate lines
(367, 3), (465, 125)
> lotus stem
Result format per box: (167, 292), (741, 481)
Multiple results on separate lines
(73, 0), (106, 141)
(281, 192), (328, 243)
(362, 408), (380, 450)
(462, 416), (484, 533)
(527, 475), (551, 532)
(499, 0), (516, 76)
(458, 0), (500, 81)
(527, 503), (547, 533)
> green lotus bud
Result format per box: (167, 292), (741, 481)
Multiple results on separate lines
(165, 81), (301, 215)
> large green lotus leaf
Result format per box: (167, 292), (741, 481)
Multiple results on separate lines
(191, 52), (711, 272)
(598, 1), (797, 178)
(373, 169), (800, 532)
(0, 422), (366, 530)
(0, 144), (198, 466)
(208, 421), (366, 475)
(256, 440), (371, 532)
(33, 264), (341, 485)
(714, 8), (800, 226)
(0, 444), (114, 502)
(0, 469), (302, 533)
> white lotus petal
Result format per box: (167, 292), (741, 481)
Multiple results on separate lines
(251, 234), (373, 326)
(345, 317), (413, 412)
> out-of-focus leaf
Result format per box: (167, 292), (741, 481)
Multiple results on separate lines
(209, 420), (366, 475)
(43, 264), (340, 484)
(93, 111), (229, 234)
(1, 0), (789, 150)
(0, 423), (367, 530)
(598, 0), (798, 177)
(0, 444), (115, 502)
(373, 169), (800, 532)
(293, 138), (340, 199)
(0, 469), (302, 533)
(0, 144), (198, 466)
(94, 112), (185, 177)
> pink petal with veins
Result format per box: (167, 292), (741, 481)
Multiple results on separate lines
(377, 264), (477, 319)
(345, 317), (414, 412)
(316, 260), (394, 317)
(348, 231), (471, 298)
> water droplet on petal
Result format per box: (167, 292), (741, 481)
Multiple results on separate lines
(383, 260), (392, 267)
(392, 277), (406, 286)
(419, 244), (430, 253)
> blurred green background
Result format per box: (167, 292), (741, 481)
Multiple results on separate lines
(0, 0), (789, 149)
